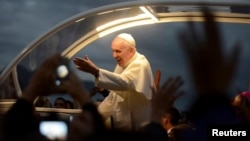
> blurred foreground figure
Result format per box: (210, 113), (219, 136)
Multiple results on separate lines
(3, 54), (105, 141)
(74, 33), (155, 131)
(231, 91), (250, 123)
(178, 8), (243, 141)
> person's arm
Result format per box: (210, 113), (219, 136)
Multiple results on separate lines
(96, 59), (155, 100)
(73, 54), (155, 95)
(90, 87), (110, 97)
(178, 9), (240, 95)
(60, 69), (93, 107)
(73, 55), (99, 77)
(177, 9), (242, 141)
(3, 54), (96, 141)
(3, 54), (63, 141)
(21, 54), (93, 107)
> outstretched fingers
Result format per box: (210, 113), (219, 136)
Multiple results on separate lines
(159, 76), (184, 95)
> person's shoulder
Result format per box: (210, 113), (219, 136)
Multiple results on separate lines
(134, 52), (150, 65)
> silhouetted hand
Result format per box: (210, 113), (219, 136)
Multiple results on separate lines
(60, 69), (92, 107)
(73, 55), (99, 76)
(177, 10), (243, 141)
(151, 76), (184, 122)
(23, 54), (91, 106)
(178, 9), (241, 95)
(23, 54), (64, 102)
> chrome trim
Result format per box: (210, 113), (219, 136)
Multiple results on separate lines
(35, 107), (82, 114)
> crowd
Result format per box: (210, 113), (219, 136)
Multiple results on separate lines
(35, 96), (74, 109)
(2, 8), (250, 141)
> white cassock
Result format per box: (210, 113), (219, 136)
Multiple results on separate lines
(95, 52), (156, 131)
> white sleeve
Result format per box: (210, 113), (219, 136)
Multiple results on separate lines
(95, 63), (155, 100)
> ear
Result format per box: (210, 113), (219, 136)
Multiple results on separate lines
(130, 47), (135, 53)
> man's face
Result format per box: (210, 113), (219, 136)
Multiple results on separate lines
(111, 37), (134, 67)
(54, 99), (65, 108)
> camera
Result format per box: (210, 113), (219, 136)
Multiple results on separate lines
(39, 112), (69, 140)
(39, 120), (68, 140)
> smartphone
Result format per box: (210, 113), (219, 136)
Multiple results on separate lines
(39, 120), (68, 140)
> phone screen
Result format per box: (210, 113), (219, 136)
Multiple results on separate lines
(39, 121), (68, 140)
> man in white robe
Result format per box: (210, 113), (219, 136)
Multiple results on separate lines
(73, 33), (155, 131)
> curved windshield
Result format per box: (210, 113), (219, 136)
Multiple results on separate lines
(0, 1), (250, 111)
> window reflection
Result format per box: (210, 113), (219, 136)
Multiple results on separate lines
(0, 74), (18, 99)
(34, 94), (77, 109)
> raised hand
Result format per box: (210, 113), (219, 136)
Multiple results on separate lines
(23, 54), (91, 106)
(178, 9), (241, 95)
(151, 76), (184, 122)
(23, 54), (64, 102)
(73, 55), (99, 76)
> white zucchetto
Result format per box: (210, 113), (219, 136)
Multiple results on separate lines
(117, 33), (136, 48)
